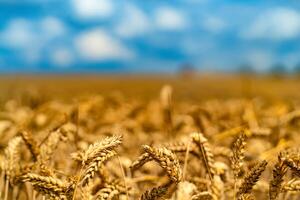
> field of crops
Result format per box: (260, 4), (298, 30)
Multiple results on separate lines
(0, 75), (300, 200)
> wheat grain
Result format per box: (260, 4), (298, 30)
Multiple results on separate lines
(191, 132), (216, 181)
(237, 160), (267, 197)
(231, 132), (247, 179)
(140, 184), (168, 200)
(81, 150), (117, 186)
(20, 130), (40, 161)
(81, 135), (122, 165)
(142, 145), (182, 183)
(269, 152), (288, 200)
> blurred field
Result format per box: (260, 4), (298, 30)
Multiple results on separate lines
(1, 74), (300, 200)
(1, 74), (300, 101)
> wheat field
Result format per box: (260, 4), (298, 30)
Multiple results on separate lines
(0, 75), (300, 200)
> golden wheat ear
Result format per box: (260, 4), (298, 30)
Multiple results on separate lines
(37, 128), (66, 166)
(140, 184), (169, 200)
(130, 152), (153, 173)
(142, 145), (182, 183)
(231, 132), (247, 179)
(4, 136), (23, 184)
(78, 135), (122, 184)
(191, 191), (213, 200)
(94, 179), (127, 200)
(269, 152), (288, 200)
(81, 150), (117, 186)
(281, 179), (300, 192)
(191, 132), (216, 181)
(71, 135), (122, 200)
(21, 172), (73, 199)
(237, 160), (267, 197)
(281, 148), (300, 172)
(19, 130), (40, 161)
(80, 135), (122, 165)
(237, 193), (255, 200)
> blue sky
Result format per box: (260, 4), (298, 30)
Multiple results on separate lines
(0, 0), (300, 73)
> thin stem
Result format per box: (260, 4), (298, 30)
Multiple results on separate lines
(0, 171), (4, 199)
(32, 190), (36, 200)
(118, 156), (129, 200)
(182, 140), (191, 180)
(234, 178), (237, 200)
(72, 166), (84, 200)
(24, 183), (32, 200)
(4, 178), (9, 200)
(199, 143), (213, 181)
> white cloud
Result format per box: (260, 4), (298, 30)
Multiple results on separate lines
(50, 48), (74, 67)
(0, 17), (66, 49)
(40, 17), (66, 37)
(74, 28), (134, 61)
(202, 17), (226, 33)
(72, 0), (113, 20)
(241, 8), (300, 40)
(0, 17), (67, 64)
(245, 50), (274, 72)
(115, 5), (150, 38)
(154, 7), (187, 30)
(0, 19), (35, 48)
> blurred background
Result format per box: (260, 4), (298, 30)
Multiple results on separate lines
(1, 0), (300, 74)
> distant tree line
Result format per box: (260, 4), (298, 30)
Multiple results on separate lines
(238, 63), (300, 75)
(178, 62), (300, 75)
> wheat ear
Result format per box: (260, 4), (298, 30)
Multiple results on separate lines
(269, 152), (288, 200)
(231, 132), (247, 179)
(140, 184), (169, 200)
(21, 173), (72, 199)
(81, 150), (117, 186)
(37, 129), (64, 165)
(191, 132), (216, 181)
(72, 135), (122, 199)
(237, 160), (267, 197)
(142, 145), (182, 183)
(191, 191), (213, 200)
(237, 193), (255, 200)
(130, 153), (153, 173)
(4, 136), (22, 184)
(281, 148), (300, 172)
(282, 179), (300, 192)
(95, 179), (126, 200)
(20, 130), (40, 161)
(81, 135), (122, 165)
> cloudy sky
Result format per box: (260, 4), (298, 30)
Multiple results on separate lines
(0, 0), (300, 73)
